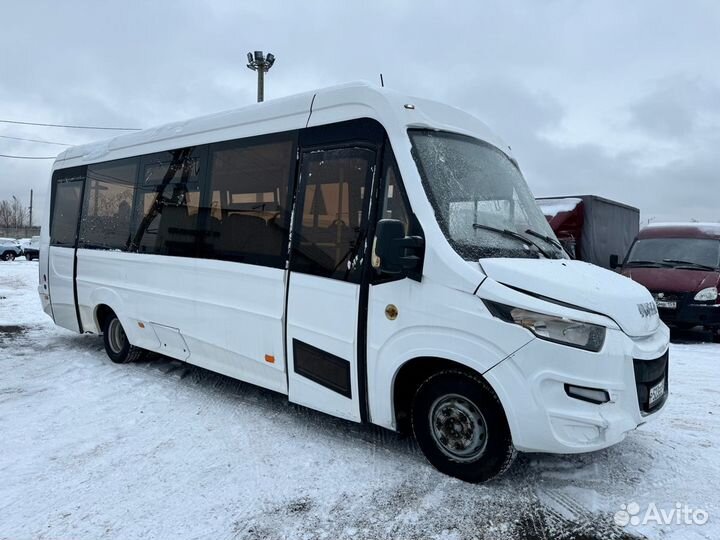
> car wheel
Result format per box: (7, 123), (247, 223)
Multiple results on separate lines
(411, 370), (516, 483)
(2, 251), (16, 261)
(102, 314), (146, 364)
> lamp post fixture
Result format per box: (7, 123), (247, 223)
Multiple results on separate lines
(246, 51), (276, 103)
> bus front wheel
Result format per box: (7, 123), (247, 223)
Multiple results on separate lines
(411, 370), (516, 483)
(102, 314), (145, 364)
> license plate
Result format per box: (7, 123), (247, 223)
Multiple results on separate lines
(649, 378), (665, 405)
(656, 300), (676, 309)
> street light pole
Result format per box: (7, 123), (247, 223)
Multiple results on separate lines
(257, 64), (265, 103)
(246, 51), (276, 103)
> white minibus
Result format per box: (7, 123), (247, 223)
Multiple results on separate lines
(39, 82), (669, 482)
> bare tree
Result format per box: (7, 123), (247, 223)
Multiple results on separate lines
(0, 198), (29, 229)
(0, 200), (12, 228)
(13, 197), (28, 228)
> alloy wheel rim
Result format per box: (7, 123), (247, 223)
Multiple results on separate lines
(429, 393), (488, 462)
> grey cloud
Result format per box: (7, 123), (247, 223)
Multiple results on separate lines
(450, 78), (718, 222)
(449, 79), (564, 144)
(1, 0), (719, 225)
(628, 77), (720, 138)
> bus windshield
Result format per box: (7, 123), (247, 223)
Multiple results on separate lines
(410, 130), (565, 260)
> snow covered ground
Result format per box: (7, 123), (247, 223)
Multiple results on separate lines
(1, 260), (718, 540)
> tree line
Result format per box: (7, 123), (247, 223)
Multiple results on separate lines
(0, 197), (30, 228)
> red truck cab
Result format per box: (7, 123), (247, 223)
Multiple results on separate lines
(618, 223), (720, 340)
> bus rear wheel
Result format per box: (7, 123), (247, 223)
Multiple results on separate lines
(102, 314), (145, 364)
(411, 370), (516, 483)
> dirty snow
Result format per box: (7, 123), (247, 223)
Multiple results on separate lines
(1, 260), (718, 540)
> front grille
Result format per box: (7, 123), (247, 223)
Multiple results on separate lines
(651, 292), (680, 303)
(633, 350), (669, 414)
(650, 291), (693, 324)
(657, 306), (678, 323)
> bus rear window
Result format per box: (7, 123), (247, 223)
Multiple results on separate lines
(50, 168), (85, 247)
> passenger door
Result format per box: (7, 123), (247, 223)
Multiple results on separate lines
(47, 167), (86, 332)
(285, 146), (377, 421)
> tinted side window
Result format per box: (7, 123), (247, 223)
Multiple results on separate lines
(291, 148), (376, 282)
(79, 158), (138, 250)
(50, 167), (86, 247)
(131, 147), (204, 256)
(373, 145), (423, 283)
(204, 135), (296, 266)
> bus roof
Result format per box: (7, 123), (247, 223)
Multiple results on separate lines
(639, 222), (720, 240)
(53, 81), (511, 169)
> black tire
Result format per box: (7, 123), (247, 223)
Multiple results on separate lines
(102, 313), (145, 364)
(411, 370), (516, 483)
(2, 251), (16, 261)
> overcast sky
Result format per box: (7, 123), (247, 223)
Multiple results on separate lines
(1, 0), (718, 224)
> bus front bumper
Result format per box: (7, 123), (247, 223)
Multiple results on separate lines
(484, 323), (670, 454)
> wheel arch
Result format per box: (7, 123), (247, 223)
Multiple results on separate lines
(83, 286), (126, 334)
(391, 356), (491, 434)
(369, 324), (529, 431)
(94, 303), (116, 334)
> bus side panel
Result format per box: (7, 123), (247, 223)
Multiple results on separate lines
(76, 249), (288, 394)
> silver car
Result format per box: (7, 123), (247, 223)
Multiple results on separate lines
(0, 238), (23, 261)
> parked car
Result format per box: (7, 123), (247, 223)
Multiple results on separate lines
(24, 236), (40, 260)
(616, 223), (720, 340)
(0, 238), (23, 261)
(536, 195), (640, 269)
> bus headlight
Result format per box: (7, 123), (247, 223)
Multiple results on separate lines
(484, 301), (606, 352)
(694, 287), (718, 302)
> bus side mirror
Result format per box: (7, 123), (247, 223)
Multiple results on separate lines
(373, 219), (424, 275)
(609, 254), (621, 269)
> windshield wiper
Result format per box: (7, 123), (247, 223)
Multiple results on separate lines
(524, 228), (564, 252)
(662, 259), (717, 271)
(472, 223), (553, 258)
(625, 260), (669, 268)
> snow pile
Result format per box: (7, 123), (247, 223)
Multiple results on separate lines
(536, 197), (582, 219)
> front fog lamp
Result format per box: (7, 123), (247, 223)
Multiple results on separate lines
(694, 287), (718, 302)
(565, 384), (610, 404)
(484, 301), (606, 352)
